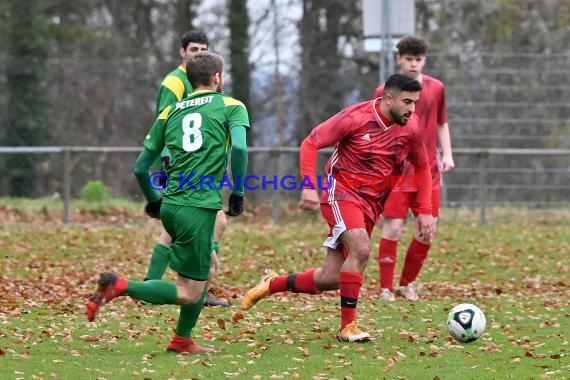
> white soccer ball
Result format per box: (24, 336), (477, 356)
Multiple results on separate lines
(446, 303), (486, 343)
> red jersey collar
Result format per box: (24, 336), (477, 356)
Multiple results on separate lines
(372, 98), (396, 131)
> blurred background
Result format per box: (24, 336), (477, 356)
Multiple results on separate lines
(0, 0), (568, 218)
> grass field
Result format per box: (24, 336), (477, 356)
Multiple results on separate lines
(0, 202), (568, 379)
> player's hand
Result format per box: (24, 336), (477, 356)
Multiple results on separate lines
(416, 213), (436, 242)
(225, 192), (244, 217)
(299, 189), (319, 211)
(145, 198), (162, 219)
(440, 154), (455, 172)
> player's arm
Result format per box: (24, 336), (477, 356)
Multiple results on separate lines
(408, 125), (435, 240)
(225, 99), (250, 217)
(299, 110), (354, 210)
(134, 107), (169, 218)
(134, 147), (161, 202)
(436, 86), (454, 172)
(438, 122), (454, 172)
(225, 125), (248, 217)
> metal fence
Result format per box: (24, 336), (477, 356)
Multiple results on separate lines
(0, 146), (568, 225)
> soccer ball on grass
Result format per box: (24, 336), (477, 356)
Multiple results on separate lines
(446, 303), (486, 343)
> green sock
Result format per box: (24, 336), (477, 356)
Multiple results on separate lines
(176, 290), (206, 338)
(145, 243), (170, 280)
(126, 280), (178, 304)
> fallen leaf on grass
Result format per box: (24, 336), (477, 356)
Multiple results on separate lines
(79, 335), (99, 342)
(232, 312), (244, 323)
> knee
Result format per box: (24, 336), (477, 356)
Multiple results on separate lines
(352, 241), (371, 263)
(209, 253), (219, 279)
(214, 212), (228, 239)
(177, 291), (203, 305)
(314, 268), (339, 290)
(157, 230), (172, 246)
(382, 219), (404, 240)
(176, 283), (206, 305)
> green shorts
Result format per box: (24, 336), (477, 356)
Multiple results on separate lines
(160, 203), (217, 280)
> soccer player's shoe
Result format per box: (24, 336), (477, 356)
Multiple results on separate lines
(380, 288), (396, 301)
(86, 272), (128, 322)
(166, 335), (215, 354)
(337, 321), (371, 343)
(204, 289), (230, 307)
(396, 282), (419, 301)
(241, 269), (278, 310)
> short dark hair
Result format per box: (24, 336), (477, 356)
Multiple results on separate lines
(181, 31), (209, 49)
(396, 36), (428, 56)
(186, 51), (224, 88)
(384, 73), (422, 95)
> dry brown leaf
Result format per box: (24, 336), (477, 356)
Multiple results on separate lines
(79, 335), (99, 342)
(232, 312), (244, 323)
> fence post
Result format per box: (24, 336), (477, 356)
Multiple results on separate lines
(477, 152), (488, 225)
(271, 151), (283, 224)
(63, 149), (71, 224)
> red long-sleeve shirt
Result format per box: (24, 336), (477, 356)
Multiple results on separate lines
(300, 99), (432, 222)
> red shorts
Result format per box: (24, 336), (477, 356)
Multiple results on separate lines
(383, 187), (441, 218)
(320, 201), (375, 258)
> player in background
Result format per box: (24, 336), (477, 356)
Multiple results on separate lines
(241, 73), (435, 342)
(372, 36), (454, 301)
(144, 30), (229, 307)
(86, 52), (249, 353)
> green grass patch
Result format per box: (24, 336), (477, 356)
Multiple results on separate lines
(0, 208), (568, 379)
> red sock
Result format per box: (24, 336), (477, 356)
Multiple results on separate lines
(269, 268), (318, 294)
(340, 271), (363, 330)
(400, 238), (431, 286)
(378, 238), (398, 290)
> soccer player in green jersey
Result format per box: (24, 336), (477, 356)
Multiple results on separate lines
(86, 51), (249, 354)
(145, 30), (230, 307)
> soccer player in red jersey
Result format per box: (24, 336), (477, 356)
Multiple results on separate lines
(372, 36), (454, 301)
(241, 73), (436, 342)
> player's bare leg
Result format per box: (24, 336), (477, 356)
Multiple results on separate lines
(204, 211), (230, 307)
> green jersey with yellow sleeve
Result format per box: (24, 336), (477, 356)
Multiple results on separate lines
(155, 65), (192, 115)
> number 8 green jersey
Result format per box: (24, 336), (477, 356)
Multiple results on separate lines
(144, 89), (250, 209)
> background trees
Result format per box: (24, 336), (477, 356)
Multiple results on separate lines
(0, 0), (568, 202)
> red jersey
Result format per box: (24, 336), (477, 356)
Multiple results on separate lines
(373, 74), (447, 189)
(299, 99), (432, 222)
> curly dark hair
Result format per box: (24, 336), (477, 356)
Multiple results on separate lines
(396, 36), (428, 56)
